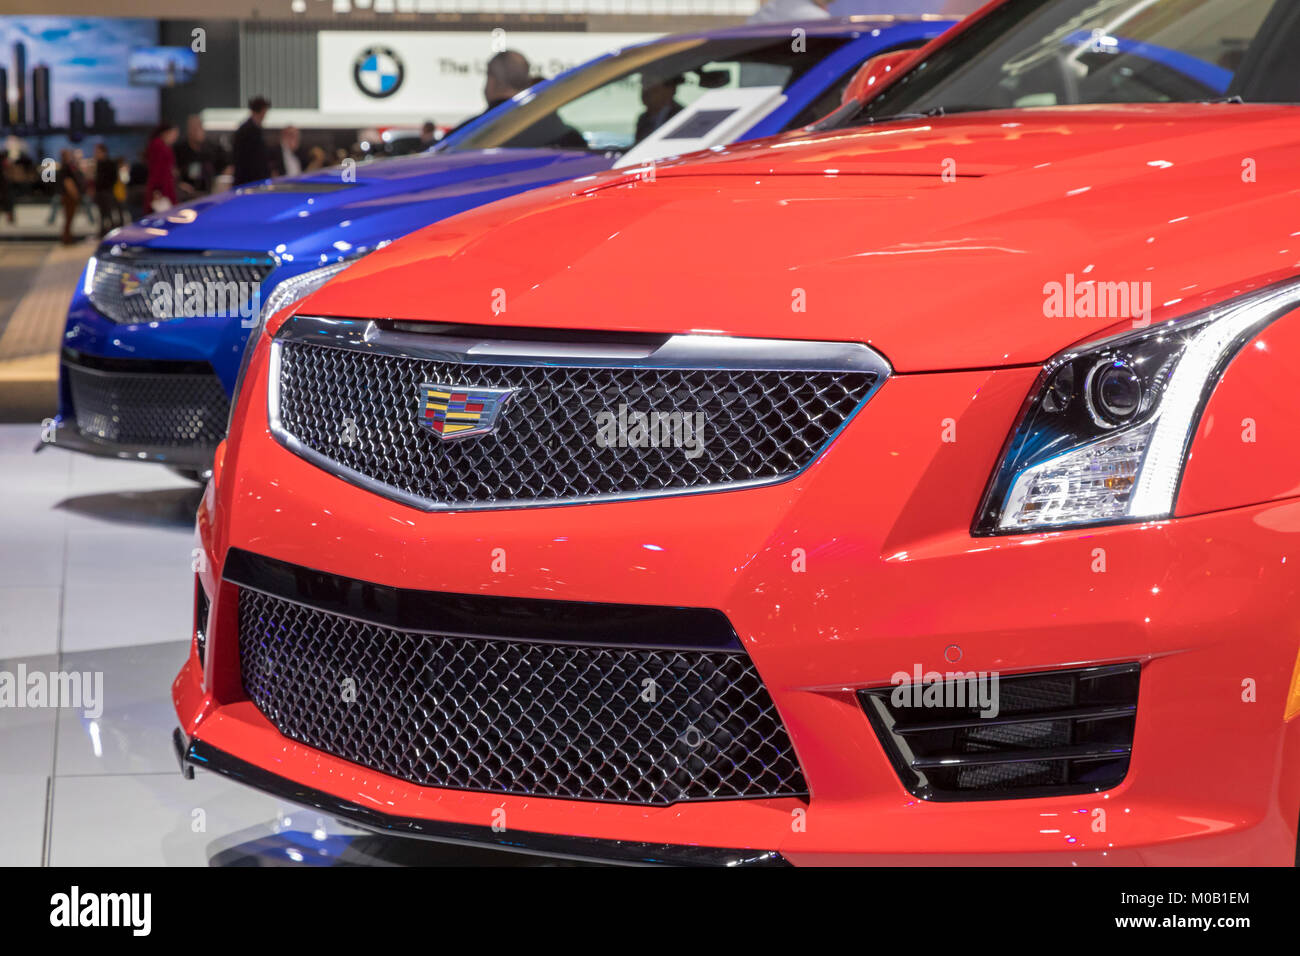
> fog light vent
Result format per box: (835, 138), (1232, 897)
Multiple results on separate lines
(859, 663), (1139, 801)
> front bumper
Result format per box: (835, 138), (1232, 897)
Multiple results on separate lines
(51, 350), (229, 469)
(43, 423), (218, 471)
(175, 350), (1300, 865)
(54, 260), (256, 466)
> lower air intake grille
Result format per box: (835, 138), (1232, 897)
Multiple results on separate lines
(64, 356), (229, 449)
(859, 663), (1139, 800)
(238, 585), (808, 805)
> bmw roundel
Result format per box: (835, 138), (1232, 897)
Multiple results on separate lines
(353, 46), (405, 99)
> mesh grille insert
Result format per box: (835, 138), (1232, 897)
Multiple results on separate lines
(860, 663), (1139, 800)
(274, 339), (877, 508)
(64, 359), (229, 449)
(238, 586), (808, 805)
(90, 252), (273, 325)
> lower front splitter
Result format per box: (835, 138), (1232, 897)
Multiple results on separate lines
(173, 729), (789, 868)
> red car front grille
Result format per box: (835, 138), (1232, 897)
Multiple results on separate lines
(272, 336), (879, 509)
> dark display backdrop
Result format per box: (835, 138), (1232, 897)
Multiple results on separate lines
(158, 20), (239, 121)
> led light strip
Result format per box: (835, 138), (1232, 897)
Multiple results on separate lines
(81, 257), (98, 297)
(1129, 279), (1300, 517)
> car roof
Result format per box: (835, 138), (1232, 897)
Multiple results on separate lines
(669, 14), (954, 42)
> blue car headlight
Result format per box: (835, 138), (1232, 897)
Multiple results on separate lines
(228, 251), (377, 427)
(976, 278), (1300, 534)
(81, 256), (98, 297)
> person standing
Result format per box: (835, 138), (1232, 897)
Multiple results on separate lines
(448, 51), (532, 134)
(275, 125), (305, 178)
(634, 72), (686, 141)
(452, 51), (583, 149)
(144, 123), (179, 212)
(0, 154), (14, 225)
(57, 149), (85, 244)
(47, 150), (96, 226)
(92, 142), (124, 237)
(174, 114), (224, 196)
(232, 96), (272, 186)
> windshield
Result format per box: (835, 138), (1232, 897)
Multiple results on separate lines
(839, 0), (1294, 127)
(446, 34), (853, 154)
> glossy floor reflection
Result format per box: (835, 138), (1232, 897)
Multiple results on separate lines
(207, 824), (589, 867)
(0, 424), (565, 866)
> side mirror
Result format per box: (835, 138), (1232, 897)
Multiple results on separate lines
(841, 49), (916, 107)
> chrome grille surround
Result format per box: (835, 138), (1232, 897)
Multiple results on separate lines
(268, 316), (890, 511)
(89, 246), (276, 324)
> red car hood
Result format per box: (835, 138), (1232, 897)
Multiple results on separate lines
(306, 104), (1300, 372)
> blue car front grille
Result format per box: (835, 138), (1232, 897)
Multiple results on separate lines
(89, 249), (275, 325)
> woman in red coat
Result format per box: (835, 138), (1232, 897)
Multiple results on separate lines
(143, 123), (180, 212)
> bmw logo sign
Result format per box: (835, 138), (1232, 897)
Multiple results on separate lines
(354, 46), (405, 99)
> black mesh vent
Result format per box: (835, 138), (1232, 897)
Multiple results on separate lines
(274, 340), (877, 507)
(64, 359), (229, 448)
(238, 587), (808, 805)
(860, 663), (1139, 800)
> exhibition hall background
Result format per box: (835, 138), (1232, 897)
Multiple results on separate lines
(0, 2), (979, 179)
(0, 0), (974, 420)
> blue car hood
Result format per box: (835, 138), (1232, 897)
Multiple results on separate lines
(110, 148), (611, 259)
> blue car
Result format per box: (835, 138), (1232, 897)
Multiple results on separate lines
(51, 16), (953, 478)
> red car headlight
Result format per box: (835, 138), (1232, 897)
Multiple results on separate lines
(976, 277), (1300, 534)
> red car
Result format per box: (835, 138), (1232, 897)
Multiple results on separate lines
(176, 0), (1300, 865)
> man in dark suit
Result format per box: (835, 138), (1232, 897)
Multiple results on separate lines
(634, 73), (685, 142)
(448, 51), (533, 136)
(273, 126), (308, 178)
(232, 96), (272, 186)
(175, 114), (225, 196)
